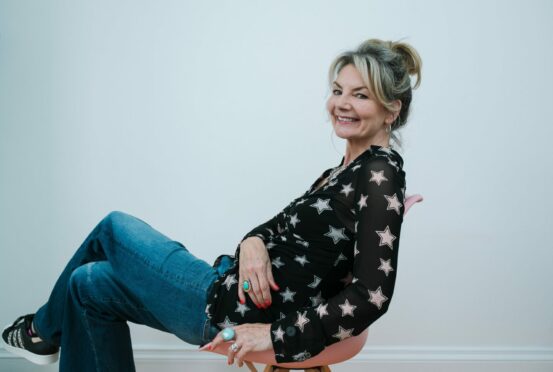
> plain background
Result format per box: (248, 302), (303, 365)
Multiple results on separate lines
(1, 0), (552, 371)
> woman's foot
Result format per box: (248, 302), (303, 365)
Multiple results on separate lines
(1, 314), (59, 365)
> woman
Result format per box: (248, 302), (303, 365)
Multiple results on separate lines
(2, 38), (422, 371)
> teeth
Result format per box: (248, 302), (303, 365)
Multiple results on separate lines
(337, 116), (357, 122)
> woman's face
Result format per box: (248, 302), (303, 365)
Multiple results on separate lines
(326, 64), (397, 145)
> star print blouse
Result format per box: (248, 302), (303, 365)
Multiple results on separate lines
(205, 144), (406, 363)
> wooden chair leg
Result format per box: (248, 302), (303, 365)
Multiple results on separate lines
(244, 361), (258, 372)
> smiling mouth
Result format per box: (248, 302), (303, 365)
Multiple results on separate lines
(335, 115), (360, 124)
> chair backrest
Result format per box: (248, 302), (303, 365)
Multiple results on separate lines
(205, 193), (424, 369)
(404, 194), (424, 215)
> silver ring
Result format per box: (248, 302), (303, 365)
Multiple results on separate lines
(230, 343), (240, 352)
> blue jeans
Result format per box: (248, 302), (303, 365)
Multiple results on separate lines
(33, 211), (233, 372)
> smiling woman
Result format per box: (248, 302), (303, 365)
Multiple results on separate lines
(326, 39), (422, 166)
(2, 38), (422, 371)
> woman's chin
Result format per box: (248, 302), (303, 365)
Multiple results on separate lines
(334, 129), (358, 140)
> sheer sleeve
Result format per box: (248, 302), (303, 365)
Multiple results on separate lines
(269, 158), (405, 363)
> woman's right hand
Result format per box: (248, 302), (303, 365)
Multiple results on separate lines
(238, 237), (280, 309)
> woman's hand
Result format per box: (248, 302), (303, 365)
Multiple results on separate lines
(238, 237), (280, 309)
(207, 323), (273, 367)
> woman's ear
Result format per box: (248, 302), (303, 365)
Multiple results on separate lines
(385, 100), (402, 124)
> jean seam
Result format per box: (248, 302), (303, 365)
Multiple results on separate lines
(81, 295), (149, 311)
(81, 308), (101, 372)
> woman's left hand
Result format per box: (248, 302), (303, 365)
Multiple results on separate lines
(205, 323), (273, 367)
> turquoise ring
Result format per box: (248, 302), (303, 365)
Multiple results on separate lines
(242, 280), (251, 292)
(221, 327), (235, 341)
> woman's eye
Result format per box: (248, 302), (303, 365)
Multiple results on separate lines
(355, 93), (368, 99)
(332, 89), (341, 95)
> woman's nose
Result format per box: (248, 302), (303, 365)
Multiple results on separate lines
(336, 94), (352, 110)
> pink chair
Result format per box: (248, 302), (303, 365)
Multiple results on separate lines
(203, 194), (424, 372)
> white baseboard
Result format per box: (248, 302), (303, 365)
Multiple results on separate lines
(1, 345), (552, 372)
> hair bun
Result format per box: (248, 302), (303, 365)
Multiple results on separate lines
(392, 41), (422, 89)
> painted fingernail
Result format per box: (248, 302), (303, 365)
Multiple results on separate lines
(240, 298), (245, 304)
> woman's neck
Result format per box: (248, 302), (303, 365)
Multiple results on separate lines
(343, 137), (390, 166)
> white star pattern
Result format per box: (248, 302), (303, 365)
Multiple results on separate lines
(334, 252), (347, 266)
(315, 303), (329, 318)
(311, 198), (332, 215)
(352, 276), (359, 283)
(280, 287), (296, 303)
(353, 241), (359, 256)
(272, 326), (285, 342)
(279, 312), (286, 320)
(222, 274), (237, 290)
(388, 158), (399, 171)
(235, 301), (251, 317)
(338, 299), (357, 317)
(289, 213), (300, 227)
(368, 286), (389, 309)
(272, 256), (285, 268)
(294, 255), (309, 267)
(352, 164), (361, 172)
(308, 275), (322, 288)
(378, 258), (394, 277)
(369, 170), (388, 185)
(217, 316), (238, 329)
(384, 193), (402, 215)
(295, 311), (310, 332)
(325, 225), (350, 244)
(376, 225), (396, 249)
(292, 351), (311, 362)
(357, 194), (368, 210)
(333, 326), (354, 341)
(309, 291), (324, 306)
(340, 183), (354, 197)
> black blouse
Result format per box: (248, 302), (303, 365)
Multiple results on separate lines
(205, 145), (406, 363)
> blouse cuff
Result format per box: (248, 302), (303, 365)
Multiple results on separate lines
(270, 310), (325, 363)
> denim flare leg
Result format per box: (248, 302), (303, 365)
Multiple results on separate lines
(32, 211), (227, 372)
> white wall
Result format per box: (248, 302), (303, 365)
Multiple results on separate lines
(1, 0), (552, 371)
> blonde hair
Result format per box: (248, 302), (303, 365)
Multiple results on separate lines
(328, 38), (422, 149)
